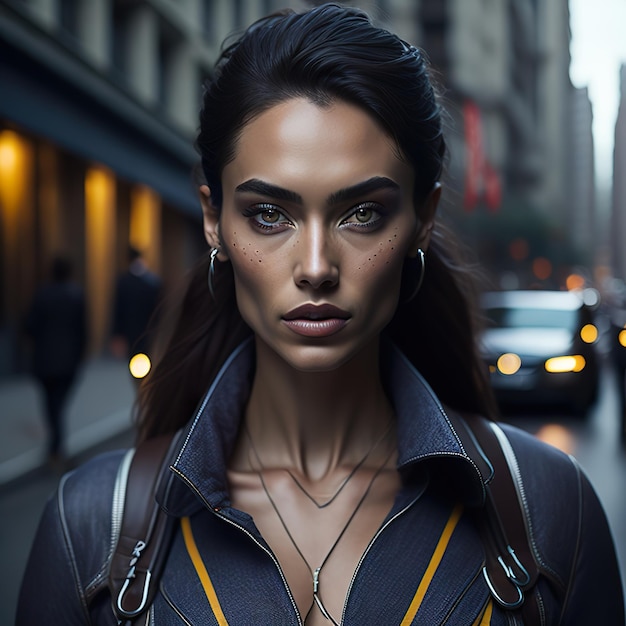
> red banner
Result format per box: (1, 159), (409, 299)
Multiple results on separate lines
(463, 100), (501, 212)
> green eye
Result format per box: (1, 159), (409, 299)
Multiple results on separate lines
(355, 207), (373, 223)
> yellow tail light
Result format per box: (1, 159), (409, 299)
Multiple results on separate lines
(580, 324), (598, 344)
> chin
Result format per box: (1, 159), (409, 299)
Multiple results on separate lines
(271, 339), (378, 374)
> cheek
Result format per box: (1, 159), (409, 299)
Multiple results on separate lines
(224, 230), (282, 308)
(350, 228), (406, 284)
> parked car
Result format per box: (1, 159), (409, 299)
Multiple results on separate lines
(480, 290), (600, 415)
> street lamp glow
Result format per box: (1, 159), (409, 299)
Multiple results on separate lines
(129, 353), (151, 379)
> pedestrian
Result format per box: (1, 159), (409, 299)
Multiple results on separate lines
(17, 4), (624, 624)
(24, 255), (86, 464)
(110, 246), (161, 362)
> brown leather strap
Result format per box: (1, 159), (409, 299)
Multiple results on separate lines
(108, 434), (176, 622)
(452, 412), (543, 621)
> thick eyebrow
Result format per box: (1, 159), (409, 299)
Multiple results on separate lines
(326, 176), (400, 205)
(235, 179), (303, 204)
(234, 176), (400, 206)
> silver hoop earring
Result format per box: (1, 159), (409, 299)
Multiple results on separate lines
(406, 248), (425, 302)
(208, 247), (219, 299)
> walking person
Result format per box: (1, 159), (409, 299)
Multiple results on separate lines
(110, 246), (162, 362)
(25, 256), (86, 463)
(18, 5), (624, 624)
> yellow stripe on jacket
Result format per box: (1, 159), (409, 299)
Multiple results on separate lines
(181, 516), (230, 626)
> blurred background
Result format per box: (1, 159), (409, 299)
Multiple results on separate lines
(0, 0), (625, 621)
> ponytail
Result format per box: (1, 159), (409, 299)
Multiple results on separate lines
(135, 252), (250, 442)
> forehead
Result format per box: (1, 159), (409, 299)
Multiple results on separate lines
(222, 98), (414, 197)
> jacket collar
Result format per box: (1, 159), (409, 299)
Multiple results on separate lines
(160, 338), (485, 516)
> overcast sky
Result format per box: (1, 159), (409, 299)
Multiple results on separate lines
(569, 0), (626, 188)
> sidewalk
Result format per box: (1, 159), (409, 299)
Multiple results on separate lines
(0, 357), (136, 485)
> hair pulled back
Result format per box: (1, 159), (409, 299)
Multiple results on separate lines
(197, 3), (445, 208)
(137, 3), (496, 441)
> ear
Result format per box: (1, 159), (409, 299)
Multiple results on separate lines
(408, 183), (441, 257)
(199, 185), (229, 261)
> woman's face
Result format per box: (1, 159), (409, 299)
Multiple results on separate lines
(208, 98), (434, 372)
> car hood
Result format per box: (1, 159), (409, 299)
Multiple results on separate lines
(480, 327), (573, 358)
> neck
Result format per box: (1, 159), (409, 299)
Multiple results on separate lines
(239, 337), (395, 481)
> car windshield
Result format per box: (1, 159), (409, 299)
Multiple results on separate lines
(486, 307), (577, 331)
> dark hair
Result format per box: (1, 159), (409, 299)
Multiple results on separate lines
(136, 3), (496, 441)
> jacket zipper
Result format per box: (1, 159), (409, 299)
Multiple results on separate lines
(341, 486), (427, 624)
(171, 466), (304, 625)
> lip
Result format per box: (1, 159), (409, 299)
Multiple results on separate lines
(283, 303), (351, 321)
(282, 304), (351, 338)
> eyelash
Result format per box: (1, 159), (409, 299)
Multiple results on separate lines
(340, 202), (385, 230)
(242, 202), (386, 233)
(242, 204), (292, 231)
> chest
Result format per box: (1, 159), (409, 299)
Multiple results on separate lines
(150, 494), (522, 625)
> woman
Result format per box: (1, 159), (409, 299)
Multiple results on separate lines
(18, 4), (624, 624)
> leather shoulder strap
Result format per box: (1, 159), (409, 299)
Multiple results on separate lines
(452, 412), (542, 621)
(108, 433), (177, 624)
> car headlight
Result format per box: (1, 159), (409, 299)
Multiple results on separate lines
(496, 353), (522, 375)
(544, 355), (585, 373)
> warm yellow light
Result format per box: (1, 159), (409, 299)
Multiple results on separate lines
(497, 353), (522, 375)
(545, 355), (585, 373)
(620, 330), (626, 348)
(535, 424), (575, 455)
(580, 324), (598, 344)
(0, 134), (18, 170)
(130, 185), (161, 271)
(0, 130), (31, 217)
(129, 353), (151, 378)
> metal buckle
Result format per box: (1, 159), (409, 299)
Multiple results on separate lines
(482, 545), (530, 609)
(116, 540), (151, 618)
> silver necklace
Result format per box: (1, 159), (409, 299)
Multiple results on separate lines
(246, 426), (393, 625)
(284, 421), (394, 509)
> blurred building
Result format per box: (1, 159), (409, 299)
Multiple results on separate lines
(0, 0), (306, 374)
(416, 0), (593, 286)
(0, 0), (590, 374)
(568, 86), (595, 261)
(611, 64), (626, 282)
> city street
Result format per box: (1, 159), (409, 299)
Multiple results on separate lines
(1, 363), (625, 624)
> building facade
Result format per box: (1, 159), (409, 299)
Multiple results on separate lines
(0, 0), (586, 373)
(611, 64), (626, 282)
(0, 0), (308, 373)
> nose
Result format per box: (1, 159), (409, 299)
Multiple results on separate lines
(293, 223), (339, 290)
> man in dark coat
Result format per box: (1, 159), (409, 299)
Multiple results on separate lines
(26, 256), (86, 460)
(110, 247), (161, 361)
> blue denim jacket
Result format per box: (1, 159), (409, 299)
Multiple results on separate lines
(17, 339), (625, 625)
